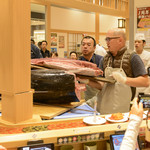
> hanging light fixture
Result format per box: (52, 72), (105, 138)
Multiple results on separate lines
(118, 19), (126, 28)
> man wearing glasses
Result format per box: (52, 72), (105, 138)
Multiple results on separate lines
(86, 28), (149, 114)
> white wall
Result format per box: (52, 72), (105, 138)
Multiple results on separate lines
(99, 14), (119, 48)
(100, 14), (119, 32)
(51, 6), (95, 32)
(50, 6), (119, 57)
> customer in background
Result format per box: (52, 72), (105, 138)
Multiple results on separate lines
(37, 41), (42, 50)
(70, 51), (78, 60)
(51, 51), (58, 58)
(31, 43), (43, 59)
(40, 40), (51, 58)
(31, 38), (35, 45)
(79, 28), (149, 114)
(79, 36), (103, 102)
(120, 98), (143, 150)
(134, 33), (150, 95)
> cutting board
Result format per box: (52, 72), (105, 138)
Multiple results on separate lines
(33, 100), (84, 120)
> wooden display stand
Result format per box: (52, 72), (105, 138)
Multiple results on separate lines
(1, 92), (33, 124)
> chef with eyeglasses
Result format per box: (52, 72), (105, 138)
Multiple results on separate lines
(85, 28), (149, 114)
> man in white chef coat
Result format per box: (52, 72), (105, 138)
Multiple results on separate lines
(134, 33), (150, 95)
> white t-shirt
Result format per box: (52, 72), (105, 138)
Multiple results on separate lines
(135, 50), (150, 95)
(138, 50), (150, 70)
(95, 44), (107, 57)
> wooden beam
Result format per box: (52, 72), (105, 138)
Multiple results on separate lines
(31, 0), (46, 4)
(46, 0), (129, 18)
(50, 29), (107, 36)
(46, 3), (51, 50)
(126, 18), (129, 41)
(51, 29), (95, 35)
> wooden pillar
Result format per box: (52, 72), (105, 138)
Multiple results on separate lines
(95, 0), (99, 5)
(67, 33), (69, 58)
(129, 0), (134, 50)
(126, 18), (129, 41)
(46, 3), (51, 50)
(0, 0), (33, 123)
(95, 13), (99, 44)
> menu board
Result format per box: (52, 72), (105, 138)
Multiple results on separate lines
(137, 7), (150, 49)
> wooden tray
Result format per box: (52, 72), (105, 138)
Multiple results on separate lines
(77, 75), (116, 83)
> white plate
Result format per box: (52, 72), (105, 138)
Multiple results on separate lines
(83, 116), (106, 125)
(105, 114), (128, 123)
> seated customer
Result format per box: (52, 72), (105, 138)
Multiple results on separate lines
(51, 51), (58, 58)
(70, 51), (78, 60)
(120, 98), (143, 150)
(37, 41), (42, 49)
(40, 40), (51, 58)
(31, 38), (35, 45)
(31, 43), (43, 59)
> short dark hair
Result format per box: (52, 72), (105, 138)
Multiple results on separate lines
(81, 36), (96, 47)
(70, 51), (77, 56)
(31, 38), (35, 44)
(41, 40), (48, 45)
(38, 41), (42, 46)
(51, 51), (58, 57)
(142, 40), (146, 43)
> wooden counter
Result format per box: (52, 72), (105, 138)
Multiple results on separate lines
(0, 102), (148, 150)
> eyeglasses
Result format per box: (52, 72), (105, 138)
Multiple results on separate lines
(105, 37), (120, 42)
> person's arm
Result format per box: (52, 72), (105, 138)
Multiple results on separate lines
(112, 73), (149, 87)
(88, 80), (104, 90)
(0, 145), (7, 150)
(120, 98), (143, 150)
(112, 54), (149, 87)
(125, 75), (149, 87)
(31, 44), (43, 59)
(76, 77), (104, 90)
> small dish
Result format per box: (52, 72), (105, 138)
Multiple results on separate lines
(105, 114), (128, 123)
(83, 116), (106, 125)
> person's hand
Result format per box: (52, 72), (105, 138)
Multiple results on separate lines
(112, 72), (127, 84)
(130, 98), (143, 118)
(0, 145), (7, 150)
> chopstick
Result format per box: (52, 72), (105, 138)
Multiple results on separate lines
(71, 108), (98, 113)
(93, 100), (97, 122)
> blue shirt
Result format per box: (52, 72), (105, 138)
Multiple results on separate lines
(79, 53), (103, 68)
(31, 44), (43, 59)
